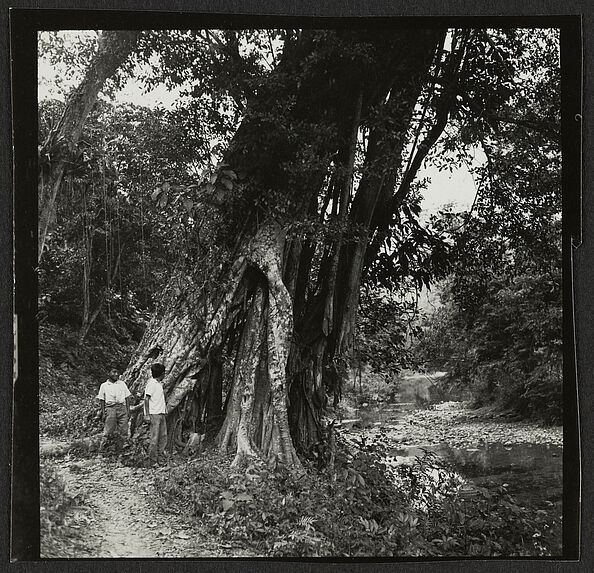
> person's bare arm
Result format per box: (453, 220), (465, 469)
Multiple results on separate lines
(144, 395), (151, 422)
(98, 398), (105, 420)
(130, 401), (143, 412)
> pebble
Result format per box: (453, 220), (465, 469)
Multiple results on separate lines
(342, 401), (562, 449)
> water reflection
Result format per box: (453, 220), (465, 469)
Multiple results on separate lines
(341, 402), (563, 512)
(390, 442), (562, 479)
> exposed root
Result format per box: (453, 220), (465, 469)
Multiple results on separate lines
(40, 434), (103, 458)
(232, 286), (266, 465)
(248, 221), (302, 467)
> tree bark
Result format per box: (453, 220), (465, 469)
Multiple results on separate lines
(205, 349), (223, 425)
(39, 30), (140, 259)
(122, 29), (446, 465)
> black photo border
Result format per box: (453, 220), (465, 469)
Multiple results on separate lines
(3, 3), (589, 572)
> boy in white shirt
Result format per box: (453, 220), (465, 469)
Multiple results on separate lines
(144, 362), (168, 466)
(96, 369), (132, 451)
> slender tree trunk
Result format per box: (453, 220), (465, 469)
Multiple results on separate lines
(39, 31), (140, 259)
(79, 183), (93, 342)
(79, 249), (121, 343)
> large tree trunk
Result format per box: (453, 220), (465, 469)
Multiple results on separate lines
(286, 30), (447, 454)
(125, 221), (301, 467)
(122, 29), (447, 466)
(39, 30), (140, 259)
(216, 221), (300, 467)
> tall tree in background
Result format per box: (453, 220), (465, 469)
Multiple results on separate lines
(38, 30), (140, 259)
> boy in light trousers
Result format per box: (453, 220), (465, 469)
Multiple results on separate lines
(144, 363), (168, 466)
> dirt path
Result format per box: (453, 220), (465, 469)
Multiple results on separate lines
(41, 443), (238, 558)
(59, 458), (165, 557)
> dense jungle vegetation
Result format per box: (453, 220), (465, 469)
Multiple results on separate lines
(38, 26), (562, 558)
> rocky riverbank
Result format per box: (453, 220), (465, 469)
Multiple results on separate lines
(338, 400), (562, 450)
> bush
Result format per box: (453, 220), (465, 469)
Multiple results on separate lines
(152, 441), (560, 557)
(414, 270), (562, 425)
(395, 453), (561, 556)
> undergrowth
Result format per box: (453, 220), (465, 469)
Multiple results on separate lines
(40, 461), (89, 557)
(152, 440), (560, 557)
(40, 323), (136, 438)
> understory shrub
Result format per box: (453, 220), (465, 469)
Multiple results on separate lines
(153, 441), (560, 557)
(415, 273), (562, 425)
(396, 452), (561, 556)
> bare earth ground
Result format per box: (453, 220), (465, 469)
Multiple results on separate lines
(40, 451), (255, 558)
(41, 401), (562, 558)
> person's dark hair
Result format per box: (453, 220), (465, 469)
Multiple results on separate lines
(151, 363), (166, 378)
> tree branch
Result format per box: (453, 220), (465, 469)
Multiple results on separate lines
(460, 93), (559, 139)
(391, 30), (470, 212)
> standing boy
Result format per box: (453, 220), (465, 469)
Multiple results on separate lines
(144, 362), (168, 466)
(96, 369), (132, 451)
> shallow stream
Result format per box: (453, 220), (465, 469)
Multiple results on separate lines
(340, 397), (562, 514)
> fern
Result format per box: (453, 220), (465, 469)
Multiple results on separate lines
(298, 516), (316, 530)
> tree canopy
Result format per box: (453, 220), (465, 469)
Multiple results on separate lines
(38, 26), (562, 465)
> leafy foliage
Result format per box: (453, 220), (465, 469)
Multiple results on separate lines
(38, 31), (100, 98)
(151, 439), (559, 557)
(40, 461), (89, 557)
(403, 455), (561, 556)
(38, 97), (206, 337)
(417, 262), (562, 423)
(410, 28), (561, 423)
(415, 156), (561, 422)
(355, 289), (422, 378)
